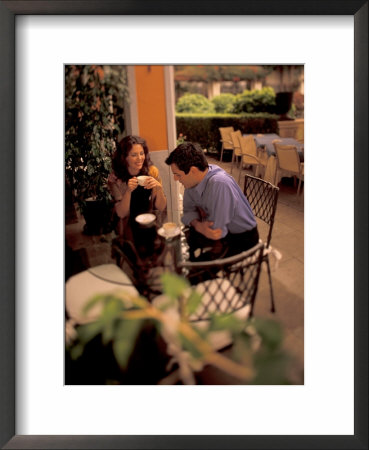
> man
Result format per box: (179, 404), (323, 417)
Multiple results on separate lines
(165, 142), (259, 258)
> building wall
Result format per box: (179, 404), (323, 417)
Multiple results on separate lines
(134, 65), (168, 151)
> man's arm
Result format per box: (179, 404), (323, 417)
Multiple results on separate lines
(189, 219), (222, 240)
(203, 181), (236, 238)
(181, 191), (200, 226)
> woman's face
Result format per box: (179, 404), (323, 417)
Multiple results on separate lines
(126, 144), (145, 175)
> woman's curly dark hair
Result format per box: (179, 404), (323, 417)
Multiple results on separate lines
(112, 135), (153, 182)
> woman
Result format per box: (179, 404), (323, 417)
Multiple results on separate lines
(108, 135), (167, 232)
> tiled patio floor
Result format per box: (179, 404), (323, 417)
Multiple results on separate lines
(210, 155), (304, 384)
(66, 155), (304, 384)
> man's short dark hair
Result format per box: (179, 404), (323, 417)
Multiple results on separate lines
(165, 142), (209, 174)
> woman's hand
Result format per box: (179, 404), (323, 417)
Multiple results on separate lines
(143, 176), (162, 190)
(127, 177), (139, 192)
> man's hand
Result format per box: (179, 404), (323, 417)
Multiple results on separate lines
(192, 219), (222, 240)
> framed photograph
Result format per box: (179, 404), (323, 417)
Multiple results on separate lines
(1, 1), (367, 449)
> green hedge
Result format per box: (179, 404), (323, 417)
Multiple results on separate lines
(176, 93), (215, 114)
(176, 113), (279, 156)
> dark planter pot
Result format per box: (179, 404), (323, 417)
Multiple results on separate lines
(275, 91), (294, 120)
(82, 199), (116, 235)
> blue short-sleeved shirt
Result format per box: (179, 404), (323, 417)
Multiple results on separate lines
(182, 164), (257, 238)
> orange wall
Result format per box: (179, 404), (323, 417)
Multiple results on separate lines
(134, 65), (168, 151)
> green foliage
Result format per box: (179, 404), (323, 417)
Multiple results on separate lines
(67, 273), (293, 385)
(161, 272), (190, 300)
(176, 133), (187, 146)
(176, 93), (215, 114)
(112, 319), (144, 368)
(176, 113), (279, 154)
(232, 87), (276, 114)
(211, 93), (236, 113)
(65, 65), (129, 215)
(69, 292), (145, 370)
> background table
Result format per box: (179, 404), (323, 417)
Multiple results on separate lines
(253, 133), (304, 161)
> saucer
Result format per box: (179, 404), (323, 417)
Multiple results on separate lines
(157, 226), (181, 239)
(135, 213), (156, 226)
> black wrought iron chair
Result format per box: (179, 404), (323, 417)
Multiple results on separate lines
(178, 242), (264, 321)
(243, 174), (279, 313)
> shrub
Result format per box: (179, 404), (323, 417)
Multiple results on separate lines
(232, 87), (276, 114)
(211, 93), (236, 113)
(176, 113), (279, 156)
(176, 93), (215, 114)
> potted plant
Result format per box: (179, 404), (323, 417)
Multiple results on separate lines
(66, 273), (293, 385)
(65, 65), (129, 234)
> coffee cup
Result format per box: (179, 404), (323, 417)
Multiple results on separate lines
(137, 175), (149, 186)
(135, 213), (156, 226)
(163, 222), (178, 236)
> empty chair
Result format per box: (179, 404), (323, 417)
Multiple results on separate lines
(274, 143), (304, 196)
(238, 135), (263, 183)
(295, 119), (304, 144)
(243, 174), (280, 313)
(263, 155), (278, 185)
(218, 126), (234, 162)
(230, 130), (242, 174)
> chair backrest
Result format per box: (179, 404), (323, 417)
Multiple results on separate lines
(243, 174), (279, 247)
(239, 135), (260, 165)
(219, 126), (234, 150)
(274, 143), (301, 174)
(230, 130), (242, 156)
(179, 243), (264, 321)
(240, 135), (258, 156)
(263, 155), (277, 185)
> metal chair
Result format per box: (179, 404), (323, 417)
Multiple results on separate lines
(179, 242), (264, 321)
(243, 174), (279, 313)
(230, 130), (242, 174)
(274, 143), (304, 196)
(219, 126), (234, 162)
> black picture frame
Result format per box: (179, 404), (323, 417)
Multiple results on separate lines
(1, 1), (367, 449)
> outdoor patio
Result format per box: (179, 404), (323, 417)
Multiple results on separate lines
(65, 154), (304, 384)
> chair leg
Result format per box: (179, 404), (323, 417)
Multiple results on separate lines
(220, 144), (224, 162)
(265, 257), (276, 313)
(230, 151), (235, 174)
(297, 176), (302, 196)
(238, 163), (243, 184)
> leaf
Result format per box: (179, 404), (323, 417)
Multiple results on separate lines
(251, 318), (283, 351)
(77, 321), (103, 344)
(102, 319), (117, 345)
(179, 333), (204, 360)
(231, 334), (253, 366)
(185, 290), (202, 316)
(112, 319), (144, 368)
(208, 314), (245, 334)
(82, 294), (105, 315)
(70, 343), (84, 360)
(161, 272), (189, 300)
(100, 298), (124, 324)
(251, 350), (291, 385)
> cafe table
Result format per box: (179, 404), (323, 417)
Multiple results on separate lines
(94, 209), (230, 301)
(253, 133), (304, 162)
